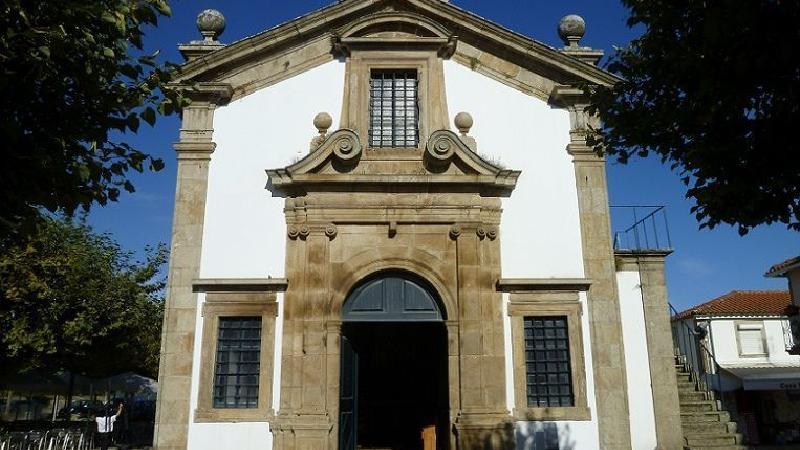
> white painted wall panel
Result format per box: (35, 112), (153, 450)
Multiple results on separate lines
(710, 318), (796, 365)
(199, 61), (346, 279)
(512, 293), (600, 449)
(443, 61), (584, 279)
(617, 271), (658, 450)
(187, 292), (285, 450)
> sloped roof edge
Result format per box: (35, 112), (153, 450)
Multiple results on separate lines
(673, 290), (793, 321)
(176, 0), (619, 87)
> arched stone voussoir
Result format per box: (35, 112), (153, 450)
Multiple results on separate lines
(328, 250), (457, 322)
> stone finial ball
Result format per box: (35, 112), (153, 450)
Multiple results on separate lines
(454, 112), (473, 134)
(197, 9), (226, 38)
(313, 112), (333, 133)
(558, 14), (586, 45)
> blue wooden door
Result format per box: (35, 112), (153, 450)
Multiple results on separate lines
(338, 334), (358, 450)
(342, 274), (442, 322)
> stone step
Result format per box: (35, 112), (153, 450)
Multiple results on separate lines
(679, 390), (710, 401)
(680, 400), (717, 412)
(682, 420), (737, 434)
(681, 410), (730, 423)
(677, 372), (694, 382)
(685, 432), (744, 447)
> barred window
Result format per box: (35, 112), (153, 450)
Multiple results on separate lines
(213, 317), (262, 408)
(369, 70), (419, 148)
(524, 316), (574, 407)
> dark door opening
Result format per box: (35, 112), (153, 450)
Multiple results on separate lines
(339, 322), (449, 450)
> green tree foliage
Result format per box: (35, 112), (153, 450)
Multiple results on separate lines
(0, 0), (186, 242)
(0, 217), (167, 378)
(588, 0), (799, 234)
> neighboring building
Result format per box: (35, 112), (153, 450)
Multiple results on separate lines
(673, 290), (800, 446)
(766, 255), (800, 354)
(154, 2), (684, 450)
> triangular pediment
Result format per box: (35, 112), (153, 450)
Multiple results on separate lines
(265, 129), (520, 197)
(176, 0), (617, 102)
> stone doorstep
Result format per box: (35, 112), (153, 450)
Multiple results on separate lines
(681, 411), (731, 423)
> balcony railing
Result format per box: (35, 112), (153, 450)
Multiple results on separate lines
(611, 205), (672, 252)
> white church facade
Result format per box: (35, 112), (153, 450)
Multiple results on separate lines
(153, 2), (683, 449)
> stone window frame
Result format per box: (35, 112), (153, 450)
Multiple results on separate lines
(339, 35), (451, 152)
(195, 292), (278, 422)
(735, 320), (769, 358)
(508, 292), (590, 421)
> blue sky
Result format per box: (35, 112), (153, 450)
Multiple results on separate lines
(88, 0), (798, 312)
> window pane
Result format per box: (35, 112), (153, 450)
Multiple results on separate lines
(213, 317), (262, 408)
(738, 326), (765, 355)
(368, 70), (419, 148)
(523, 315), (574, 408)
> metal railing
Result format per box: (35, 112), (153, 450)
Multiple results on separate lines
(0, 429), (93, 450)
(669, 303), (727, 411)
(611, 205), (672, 251)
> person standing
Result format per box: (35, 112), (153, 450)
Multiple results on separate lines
(95, 402), (123, 450)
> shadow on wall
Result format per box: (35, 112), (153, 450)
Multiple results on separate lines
(516, 422), (576, 450)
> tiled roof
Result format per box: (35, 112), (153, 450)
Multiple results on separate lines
(765, 255), (800, 277)
(673, 290), (793, 320)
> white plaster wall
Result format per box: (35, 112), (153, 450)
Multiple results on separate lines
(710, 318), (796, 365)
(510, 292), (600, 450)
(199, 61), (346, 279)
(443, 61), (585, 279)
(186, 292), (286, 450)
(616, 271), (658, 450)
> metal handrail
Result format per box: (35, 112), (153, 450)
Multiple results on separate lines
(611, 205), (672, 251)
(669, 303), (726, 411)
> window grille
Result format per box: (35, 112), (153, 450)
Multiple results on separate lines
(524, 316), (574, 407)
(369, 70), (419, 147)
(213, 317), (262, 408)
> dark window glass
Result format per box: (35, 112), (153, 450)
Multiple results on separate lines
(213, 317), (262, 408)
(368, 70), (419, 148)
(523, 316), (574, 407)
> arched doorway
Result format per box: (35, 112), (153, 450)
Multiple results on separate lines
(339, 272), (449, 450)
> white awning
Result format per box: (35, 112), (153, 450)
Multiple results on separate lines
(719, 363), (800, 390)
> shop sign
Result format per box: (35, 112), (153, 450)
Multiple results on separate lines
(742, 378), (800, 390)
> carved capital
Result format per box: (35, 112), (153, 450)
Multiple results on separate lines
(287, 225), (300, 240)
(325, 223), (338, 240)
(476, 225), (487, 240)
(298, 224), (311, 239)
(487, 226), (498, 240)
(449, 225), (462, 240)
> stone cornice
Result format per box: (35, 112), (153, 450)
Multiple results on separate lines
(496, 278), (592, 293)
(173, 0), (619, 91)
(192, 278), (289, 293)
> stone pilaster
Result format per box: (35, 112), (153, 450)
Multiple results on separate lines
(453, 225), (513, 450)
(153, 85), (231, 450)
(554, 86), (632, 450)
(272, 226), (335, 450)
(619, 251), (683, 450)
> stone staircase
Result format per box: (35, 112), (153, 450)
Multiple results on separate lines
(675, 355), (747, 450)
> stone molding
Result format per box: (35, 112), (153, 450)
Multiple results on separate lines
(192, 278), (289, 293)
(496, 278), (592, 293)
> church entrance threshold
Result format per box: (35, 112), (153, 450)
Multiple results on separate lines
(340, 322), (449, 450)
